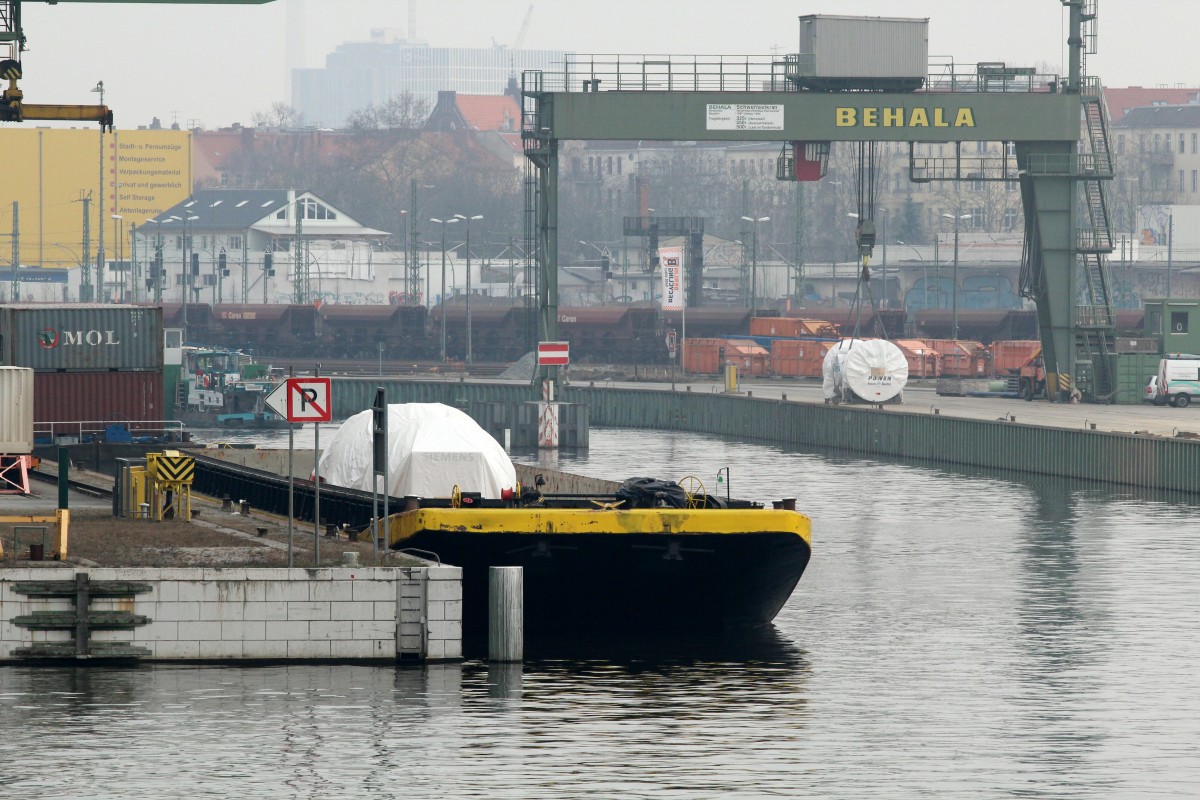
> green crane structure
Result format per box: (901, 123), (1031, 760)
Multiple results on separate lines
(522, 1), (1115, 402)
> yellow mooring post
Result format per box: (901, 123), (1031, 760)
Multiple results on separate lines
(147, 451), (195, 521)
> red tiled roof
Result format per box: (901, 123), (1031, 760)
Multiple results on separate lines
(1103, 86), (1200, 122)
(454, 95), (522, 133)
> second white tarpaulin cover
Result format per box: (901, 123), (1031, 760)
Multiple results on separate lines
(317, 402), (517, 499)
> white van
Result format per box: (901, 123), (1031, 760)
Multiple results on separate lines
(1158, 355), (1200, 408)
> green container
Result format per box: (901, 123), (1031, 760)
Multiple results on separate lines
(1114, 353), (1161, 404)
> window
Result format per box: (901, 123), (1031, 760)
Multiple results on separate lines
(1180, 170), (1186, 192)
(1117, 135), (1125, 155)
(229, 236), (244, 250)
(970, 207), (984, 228)
(1193, 133), (1198, 154)
(1153, 133), (1161, 152)
(975, 140), (988, 153)
(1180, 133), (1187, 154)
(276, 209), (286, 220)
(299, 198), (336, 220)
(1003, 208), (1019, 230)
(1171, 312), (1189, 334)
(1193, 170), (1198, 193)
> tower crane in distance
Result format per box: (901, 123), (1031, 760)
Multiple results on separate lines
(0, 0), (275, 128)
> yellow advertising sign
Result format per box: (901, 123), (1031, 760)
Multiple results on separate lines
(0, 128), (191, 269)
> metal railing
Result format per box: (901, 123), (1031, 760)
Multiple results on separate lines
(1075, 305), (1113, 328)
(33, 419), (187, 442)
(1023, 152), (1114, 177)
(530, 54), (1061, 94)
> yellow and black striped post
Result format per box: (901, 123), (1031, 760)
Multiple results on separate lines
(146, 451), (195, 521)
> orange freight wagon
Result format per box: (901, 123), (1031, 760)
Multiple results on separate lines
(750, 317), (839, 338)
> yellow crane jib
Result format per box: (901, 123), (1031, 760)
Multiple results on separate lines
(0, 58), (113, 128)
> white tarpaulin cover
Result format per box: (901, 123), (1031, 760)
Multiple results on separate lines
(822, 339), (908, 402)
(317, 403), (516, 499)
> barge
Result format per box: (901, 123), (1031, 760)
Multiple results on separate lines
(385, 483), (811, 644)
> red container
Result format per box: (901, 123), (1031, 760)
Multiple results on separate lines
(893, 339), (942, 378)
(924, 339), (983, 376)
(988, 340), (1043, 375)
(683, 339), (770, 376)
(33, 371), (165, 426)
(771, 339), (832, 377)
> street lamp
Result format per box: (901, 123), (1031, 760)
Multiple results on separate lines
(897, 240), (929, 310)
(170, 214), (200, 335)
(92, 80), (105, 303)
(943, 212), (971, 339)
(145, 217), (164, 302)
(110, 214), (123, 301)
(430, 217), (459, 361)
(740, 215), (769, 316)
(398, 209), (409, 299)
(454, 214), (483, 364)
(1166, 207), (1174, 299)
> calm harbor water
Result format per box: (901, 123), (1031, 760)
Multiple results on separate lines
(4, 428), (1200, 797)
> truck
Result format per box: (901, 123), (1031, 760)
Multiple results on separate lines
(1016, 348), (1047, 401)
(1157, 354), (1200, 408)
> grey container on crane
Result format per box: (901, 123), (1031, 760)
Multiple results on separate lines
(0, 304), (163, 371)
(791, 15), (929, 92)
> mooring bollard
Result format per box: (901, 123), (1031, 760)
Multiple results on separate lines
(489, 566), (524, 662)
(221, 496), (233, 512)
(240, 500), (251, 516)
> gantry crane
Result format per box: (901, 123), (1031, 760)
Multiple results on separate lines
(0, 0), (275, 128)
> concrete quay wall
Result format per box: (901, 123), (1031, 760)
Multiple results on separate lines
(325, 378), (1200, 495)
(0, 566), (462, 663)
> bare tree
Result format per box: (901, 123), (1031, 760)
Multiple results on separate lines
(251, 102), (305, 130)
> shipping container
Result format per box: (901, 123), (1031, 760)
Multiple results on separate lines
(684, 339), (771, 376)
(33, 370), (164, 428)
(893, 339), (941, 378)
(925, 339), (984, 377)
(0, 366), (34, 454)
(988, 340), (1043, 375)
(0, 304), (163, 371)
(795, 15), (928, 89)
(750, 317), (839, 338)
(771, 339), (833, 378)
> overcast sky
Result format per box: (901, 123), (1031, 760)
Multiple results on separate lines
(13, 0), (1196, 130)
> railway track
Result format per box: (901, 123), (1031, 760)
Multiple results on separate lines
(261, 358), (512, 379)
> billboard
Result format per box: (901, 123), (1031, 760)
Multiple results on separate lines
(658, 246), (685, 310)
(0, 128), (191, 270)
